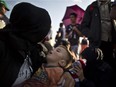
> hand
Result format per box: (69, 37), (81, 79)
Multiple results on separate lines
(72, 26), (78, 31)
(74, 63), (85, 81)
(72, 26), (83, 36)
(58, 72), (75, 87)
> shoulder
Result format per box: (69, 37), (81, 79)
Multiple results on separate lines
(90, 1), (98, 7)
(86, 1), (98, 11)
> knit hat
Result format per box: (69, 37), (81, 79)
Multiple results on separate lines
(0, 0), (9, 11)
(10, 2), (51, 43)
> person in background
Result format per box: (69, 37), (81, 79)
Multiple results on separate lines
(110, 0), (116, 59)
(54, 23), (66, 47)
(110, 0), (116, 82)
(54, 31), (61, 47)
(0, 2), (51, 87)
(58, 23), (66, 40)
(60, 47), (114, 87)
(81, 0), (116, 70)
(0, 0), (9, 29)
(66, 13), (83, 55)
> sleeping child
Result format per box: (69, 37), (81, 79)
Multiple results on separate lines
(16, 45), (73, 87)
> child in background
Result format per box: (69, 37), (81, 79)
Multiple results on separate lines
(77, 37), (89, 55)
(16, 45), (73, 87)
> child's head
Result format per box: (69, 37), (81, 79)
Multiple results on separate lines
(46, 45), (73, 69)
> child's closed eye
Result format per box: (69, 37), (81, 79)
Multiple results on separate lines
(56, 49), (61, 53)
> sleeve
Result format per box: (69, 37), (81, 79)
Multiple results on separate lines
(81, 5), (92, 37)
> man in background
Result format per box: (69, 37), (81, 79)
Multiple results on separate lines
(110, 0), (116, 63)
(81, 0), (116, 69)
(58, 23), (66, 40)
(66, 13), (83, 55)
(0, 0), (9, 29)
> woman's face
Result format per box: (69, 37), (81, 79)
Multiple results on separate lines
(46, 46), (68, 63)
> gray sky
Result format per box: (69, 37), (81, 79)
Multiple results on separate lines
(5, 0), (114, 44)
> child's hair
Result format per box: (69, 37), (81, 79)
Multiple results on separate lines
(59, 45), (74, 69)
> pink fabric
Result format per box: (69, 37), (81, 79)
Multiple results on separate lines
(62, 5), (85, 27)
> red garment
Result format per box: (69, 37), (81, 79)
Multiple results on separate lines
(45, 67), (64, 87)
(22, 66), (64, 87)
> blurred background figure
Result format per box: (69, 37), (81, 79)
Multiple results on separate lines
(81, 0), (116, 70)
(54, 23), (66, 47)
(110, 0), (116, 70)
(66, 13), (83, 55)
(78, 37), (89, 55)
(54, 31), (61, 47)
(0, 0), (9, 29)
(58, 23), (66, 41)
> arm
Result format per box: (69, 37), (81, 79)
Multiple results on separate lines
(72, 26), (83, 37)
(81, 5), (92, 37)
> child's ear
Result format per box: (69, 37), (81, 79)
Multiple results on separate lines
(59, 60), (66, 67)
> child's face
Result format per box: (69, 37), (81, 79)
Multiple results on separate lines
(46, 46), (69, 67)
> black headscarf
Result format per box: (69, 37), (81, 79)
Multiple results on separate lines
(9, 2), (51, 43)
(0, 2), (51, 51)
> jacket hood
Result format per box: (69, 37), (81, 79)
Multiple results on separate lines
(10, 2), (51, 43)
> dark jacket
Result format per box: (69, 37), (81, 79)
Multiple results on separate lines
(0, 2), (51, 87)
(81, 1), (116, 47)
(0, 31), (45, 87)
(80, 61), (113, 87)
(80, 47), (114, 87)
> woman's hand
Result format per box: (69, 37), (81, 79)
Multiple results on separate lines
(74, 63), (85, 81)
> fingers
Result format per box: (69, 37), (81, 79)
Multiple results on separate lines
(74, 62), (82, 70)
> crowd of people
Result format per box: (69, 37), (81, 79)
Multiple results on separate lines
(0, 0), (116, 87)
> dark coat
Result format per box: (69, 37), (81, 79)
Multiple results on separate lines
(80, 61), (114, 87)
(0, 31), (45, 87)
(80, 47), (114, 87)
(0, 2), (51, 87)
(81, 1), (116, 47)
